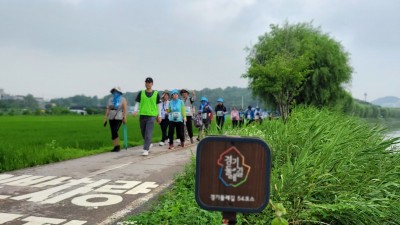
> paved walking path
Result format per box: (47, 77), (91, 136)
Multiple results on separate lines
(0, 142), (197, 225)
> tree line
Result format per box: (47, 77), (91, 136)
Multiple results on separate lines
(1, 87), (399, 119)
(0, 87), (272, 115)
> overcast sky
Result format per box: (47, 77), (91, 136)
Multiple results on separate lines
(0, 0), (399, 101)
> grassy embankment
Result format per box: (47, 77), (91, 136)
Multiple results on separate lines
(124, 107), (400, 225)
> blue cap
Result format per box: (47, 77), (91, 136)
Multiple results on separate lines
(171, 89), (179, 95)
(201, 97), (208, 102)
(217, 98), (223, 102)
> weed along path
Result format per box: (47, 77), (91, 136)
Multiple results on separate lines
(0, 143), (197, 224)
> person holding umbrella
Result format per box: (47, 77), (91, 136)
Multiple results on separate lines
(104, 86), (127, 152)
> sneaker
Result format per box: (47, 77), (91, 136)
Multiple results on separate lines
(143, 144), (153, 152)
(141, 150), (149, 156)
(159, 142), (165, 146)
(168, 144), (175, 150)
(190, 137), (194, 144)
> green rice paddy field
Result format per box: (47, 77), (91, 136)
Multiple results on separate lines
(0, 115), (162, 172)
(0, 115), (224, 172)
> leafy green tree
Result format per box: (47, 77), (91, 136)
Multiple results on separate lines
(23, 94), (39, 110)
(244, 22), (352, 121)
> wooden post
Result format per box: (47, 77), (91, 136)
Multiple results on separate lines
(222, 212), (237, 225)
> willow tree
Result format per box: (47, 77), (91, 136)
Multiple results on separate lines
(243, 22), (352, 122)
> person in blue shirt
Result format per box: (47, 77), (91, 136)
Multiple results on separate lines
(197, 97), (212, 141)
(244, 105), (255, 126)
(167, 89), (187, 149)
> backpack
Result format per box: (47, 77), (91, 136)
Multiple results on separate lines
(194, 113), (203, 128)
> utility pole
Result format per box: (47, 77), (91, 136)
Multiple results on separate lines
(364, 93), (367, 102)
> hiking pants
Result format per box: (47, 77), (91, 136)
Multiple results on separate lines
(168, 121), (184, 145)
(140, 116), (155, 150)
(185, 116), (193, 138)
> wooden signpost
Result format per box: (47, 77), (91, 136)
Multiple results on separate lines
(195, 136), (272, 224)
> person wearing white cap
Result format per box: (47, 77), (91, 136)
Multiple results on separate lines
(133, 77), (162, 156)
(104, 86), (127, 152)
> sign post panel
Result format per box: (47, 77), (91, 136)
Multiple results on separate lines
(195, 136), (271, 213)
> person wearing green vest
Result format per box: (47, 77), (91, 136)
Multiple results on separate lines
(133, 77), (162, 156)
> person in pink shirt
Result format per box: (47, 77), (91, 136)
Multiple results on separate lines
(230, 106), (240, 128)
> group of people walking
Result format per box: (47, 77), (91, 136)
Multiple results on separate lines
(103, 77), (202, 156)
(103, 77), (261, 156)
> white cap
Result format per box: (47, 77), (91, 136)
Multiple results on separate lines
(110, 86), (122, 94)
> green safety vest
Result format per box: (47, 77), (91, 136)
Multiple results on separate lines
(139, 90), (158, 116)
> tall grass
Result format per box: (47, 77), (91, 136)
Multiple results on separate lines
(236, 107), (400, 224)
(126, 106), (400, 224)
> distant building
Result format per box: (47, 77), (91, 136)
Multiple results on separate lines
(69, 106), (87, 115)
(0, 89), (4, 100)
(14, 95), (24, 100)
(35, 97), (46, 109)
(0, 89), (13, 100)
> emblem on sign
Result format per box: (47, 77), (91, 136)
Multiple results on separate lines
(217, 146), (251, 187)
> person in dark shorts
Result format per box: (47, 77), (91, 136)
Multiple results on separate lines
(104, 86), (127, 152)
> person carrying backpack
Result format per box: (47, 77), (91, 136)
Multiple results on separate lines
(197, 97), (212, 141)
(167, 89), (187, 149)
(215, 98), (227, 132)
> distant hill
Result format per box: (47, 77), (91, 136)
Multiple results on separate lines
(372, 96), (400, 108)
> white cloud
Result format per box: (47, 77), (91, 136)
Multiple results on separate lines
(173, 0), (257, 28)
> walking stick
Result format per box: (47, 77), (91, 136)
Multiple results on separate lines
(123, 123), (128, 150)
